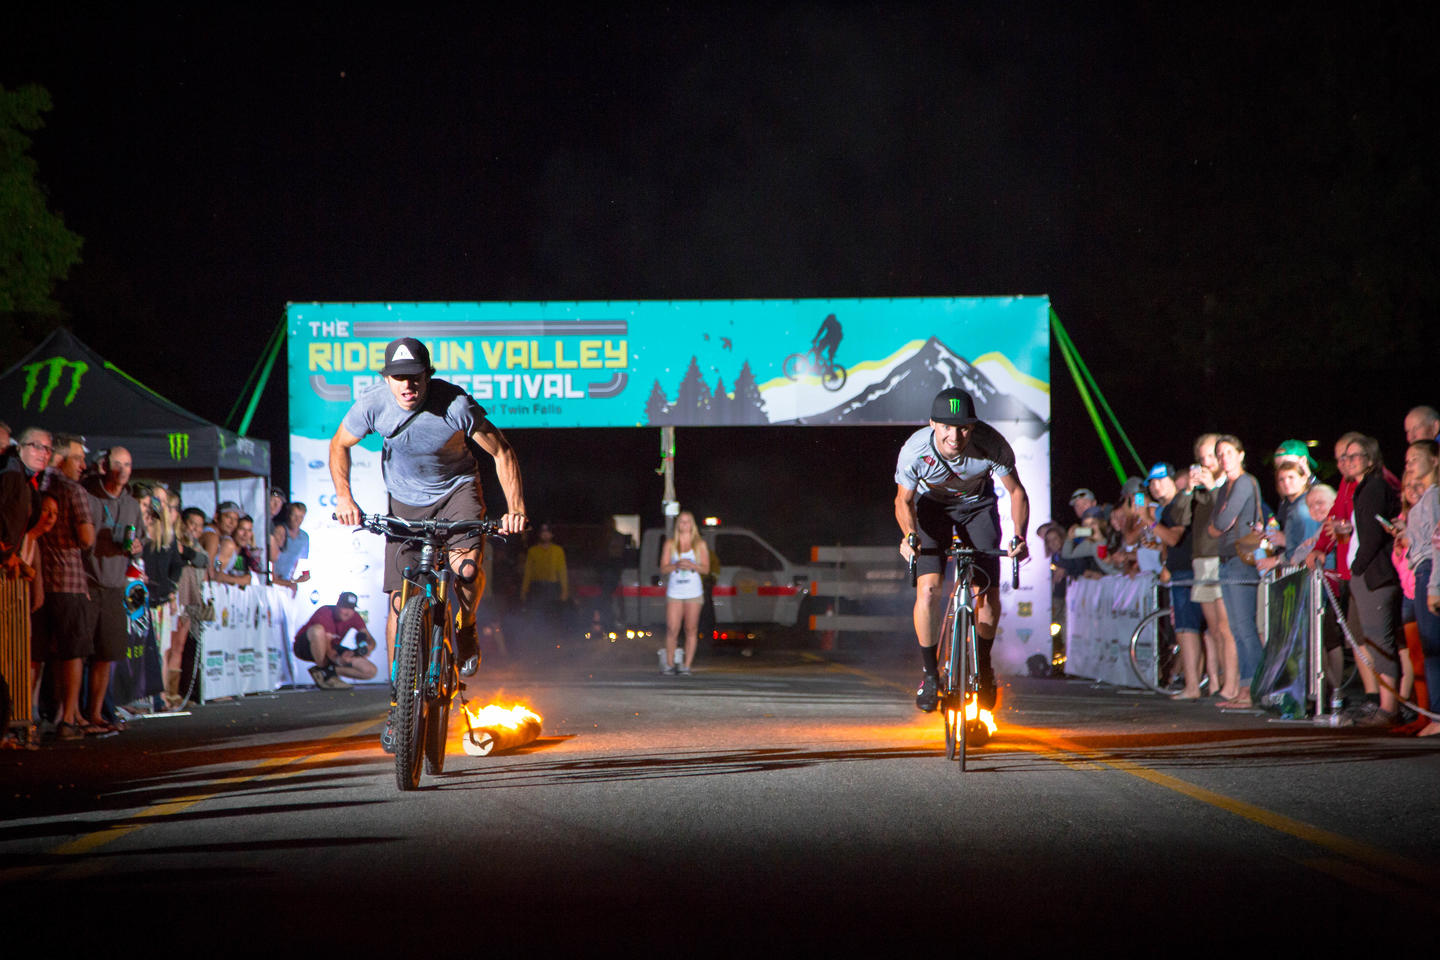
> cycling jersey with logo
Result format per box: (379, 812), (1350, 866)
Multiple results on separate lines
(894, 421), (1015, 509)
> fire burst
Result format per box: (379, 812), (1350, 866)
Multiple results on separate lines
(460, 702), (543, 756)
(959, 698), (998, 737)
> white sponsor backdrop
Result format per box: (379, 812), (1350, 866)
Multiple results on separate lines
(288, 437), (390, 683)
(992, 427), (1053, 676)
(1063, 574), (1161, 688)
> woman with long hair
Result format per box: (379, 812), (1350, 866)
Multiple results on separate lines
(1338, 434), (1403, 725)
(660, 510), (709, 676)
(1207, 434), (1266, 708)
(1399, 440), (1440, 735)
(166, 503), (210, 708)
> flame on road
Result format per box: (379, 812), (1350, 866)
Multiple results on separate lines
(953, 698), (999, 737)
(459, 702), (543, 756)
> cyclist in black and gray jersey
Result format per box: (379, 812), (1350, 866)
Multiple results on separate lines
(330, 337), (528, 749)
(895, 388), (1030, 713)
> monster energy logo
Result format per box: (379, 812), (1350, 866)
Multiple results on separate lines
(20, 357), (89, 412)
(949, 398), (963, 413)
(168, 433), (190, 461)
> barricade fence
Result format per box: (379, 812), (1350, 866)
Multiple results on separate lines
(1065, 566), (1340, 720)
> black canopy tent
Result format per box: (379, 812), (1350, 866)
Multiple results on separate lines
(0, 329), (270, 495)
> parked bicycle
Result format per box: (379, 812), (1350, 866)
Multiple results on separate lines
(910, 532), (1018, 769)
(348, 511), (507, 790)
(781, 344), (847, 392)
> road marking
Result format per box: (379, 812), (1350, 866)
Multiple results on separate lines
(829, 660), (1433, 892)
(46, 716), (384, 860)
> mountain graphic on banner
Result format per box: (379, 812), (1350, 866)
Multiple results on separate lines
(797, 336), (1048, 435)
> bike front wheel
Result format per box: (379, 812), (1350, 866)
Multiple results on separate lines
(424, 619), (451, 775)
(394, 596), (430, 791)
(781, 353), (806, 381)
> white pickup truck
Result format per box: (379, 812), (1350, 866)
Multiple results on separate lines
(618, 526), (815, 628)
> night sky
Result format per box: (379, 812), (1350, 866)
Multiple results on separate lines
(4, 5), (1437, 556)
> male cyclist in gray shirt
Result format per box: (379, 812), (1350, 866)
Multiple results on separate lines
(330, 338), (527, 746)
(895, 388), (1029, 717)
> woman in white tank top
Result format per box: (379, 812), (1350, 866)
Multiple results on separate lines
(660, 510), (710, 675)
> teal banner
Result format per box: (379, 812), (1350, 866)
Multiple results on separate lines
(286, 297), (1051, 439)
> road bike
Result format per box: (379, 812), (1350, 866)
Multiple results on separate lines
(781, 344), (847, 392)
(910, 533), (1019, 770)
(351, 511), (506, 790)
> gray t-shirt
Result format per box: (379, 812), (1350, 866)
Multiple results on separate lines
(341, 378), (486, 507)
(894, 422), (1015, 509)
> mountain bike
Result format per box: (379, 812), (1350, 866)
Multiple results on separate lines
(350, 511), (506, 790)
(909, 533), (1019, 770)
(781, 344), (847, 391)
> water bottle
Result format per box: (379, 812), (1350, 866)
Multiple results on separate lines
(122, 523), (136, 553)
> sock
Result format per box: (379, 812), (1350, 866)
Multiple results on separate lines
(921, 645), (939, 676)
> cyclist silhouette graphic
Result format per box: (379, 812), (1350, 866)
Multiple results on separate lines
(782, 313), (848, 391)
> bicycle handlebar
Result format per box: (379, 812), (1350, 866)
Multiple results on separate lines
(905, 536), (1023, 589)
(334, 510), (509, 545)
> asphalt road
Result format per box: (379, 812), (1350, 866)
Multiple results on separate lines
(3, 638), (1437, 954)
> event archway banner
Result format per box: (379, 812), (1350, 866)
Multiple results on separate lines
(286, 298), (1051, 436)
(284, 297), (1052, 676)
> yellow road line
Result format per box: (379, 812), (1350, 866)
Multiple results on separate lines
(48, 716), (383, 858)
(832, 660), (1432, 888)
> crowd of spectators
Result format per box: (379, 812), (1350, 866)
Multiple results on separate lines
(0, 422), (313, 748)
(1045, 405), (1440, 733)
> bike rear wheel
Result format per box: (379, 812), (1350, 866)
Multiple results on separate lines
(821, 363), (847, 392)
(424, 619), (450, 775)
(394, 596), (430, 791)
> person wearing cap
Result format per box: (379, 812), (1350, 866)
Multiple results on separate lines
(895, 387), (1029, 719)
(35, 433), (97, 738)
(293, 592), (379, 690)
(1068, 488), (1097, 523)
(329, 337), (528, 741)
(1148, 462), (1211, 698)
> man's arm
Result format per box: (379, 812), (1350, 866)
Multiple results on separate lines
(469, 419), (527, 535)
(329, 424), (364, 525)
(895, 483), (919, 562)
(1000, 472), (1030, 559)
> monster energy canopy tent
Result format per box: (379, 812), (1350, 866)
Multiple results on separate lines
(0, 329), (270, 476)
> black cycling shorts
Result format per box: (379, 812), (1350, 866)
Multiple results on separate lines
(914, 496), (1002, 590)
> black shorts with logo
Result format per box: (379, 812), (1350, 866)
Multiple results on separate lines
(914, 496), (1002, 590)
(384, 480), (486, 594)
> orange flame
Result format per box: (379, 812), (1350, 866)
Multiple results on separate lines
(461, 702), (541, 729)
(960, 698), (999, 737)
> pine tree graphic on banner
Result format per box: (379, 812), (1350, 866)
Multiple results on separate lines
(731, 360), (768, 424)
(674, 357), (710, 424)
(644, 379), (671, 424)
(710, 375), (729, 422)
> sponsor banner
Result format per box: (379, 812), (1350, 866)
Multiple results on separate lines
(1064, 575), (1160, 688)
(196, 583), (302, 701)
(287, 297), (1051, 435)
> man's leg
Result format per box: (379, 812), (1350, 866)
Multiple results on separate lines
(913, 573), (943, 711)
(448, 546), (482, 674)
(333, 649), (377, 681)
(307, 625), (332, 668)
(973, 585), (1001, 710)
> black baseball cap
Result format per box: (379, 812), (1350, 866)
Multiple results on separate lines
(380, 338), (432, 377)
(337, 591), (358, 609)
(930, 388), (979, 426)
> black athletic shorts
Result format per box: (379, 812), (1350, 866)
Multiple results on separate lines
(91, 585), (129, 661)
(384, 480), (486, 594)
(914, 496), (1002, 590)
(38, 591), (96, 661)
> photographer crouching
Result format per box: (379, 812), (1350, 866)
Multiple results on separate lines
(294, 591), (379, 690)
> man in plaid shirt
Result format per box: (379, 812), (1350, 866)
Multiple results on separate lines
(38, 434), (97, 740)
